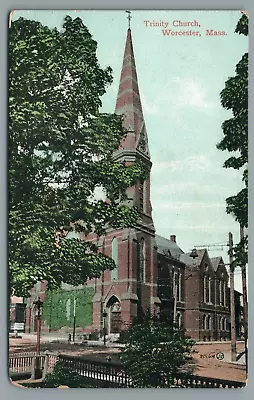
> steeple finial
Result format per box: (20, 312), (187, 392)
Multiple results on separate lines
(126, 10), (132, 29)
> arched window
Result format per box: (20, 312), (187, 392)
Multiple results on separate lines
(220, 316), (224, 331)
(176, 313), (182, 329)
(208, 277), (212, 303)
(137, 238), (146, 283)
(223, 281), (227, 306)
(142, 239), (146, 282)
(178, 272), (182, 301)
(203, 314), (206, 329)
(207, 315), (211, 330)
(111, 237), (118, 281)
(138, 238), (145, 282)
(219, 280), (222, 305)
(203, 276), (207, 303)
(173, 270), (177, 298)
(203, 314), (211, 330)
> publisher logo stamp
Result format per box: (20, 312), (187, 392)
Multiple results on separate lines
(216, 352), (224, 361)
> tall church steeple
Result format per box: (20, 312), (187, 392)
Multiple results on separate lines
(114, 27), (154, 233)
(114, 28), (151, 160)
(91, 21), (159, 334)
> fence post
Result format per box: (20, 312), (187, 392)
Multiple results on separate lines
(42, 351), (49, 380)
(31, 357), (36, 379)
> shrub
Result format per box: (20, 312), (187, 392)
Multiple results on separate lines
(120, 314), (196, 388)
(44, 359), (86, 388)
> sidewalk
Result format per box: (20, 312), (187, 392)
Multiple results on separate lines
(13, 333), (124, 348)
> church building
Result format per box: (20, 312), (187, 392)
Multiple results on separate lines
(24, 26), (231, 342)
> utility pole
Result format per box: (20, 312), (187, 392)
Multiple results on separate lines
(229, 232), (236, 362)
(240, 225), (248, 377)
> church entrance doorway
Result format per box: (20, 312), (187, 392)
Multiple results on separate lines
(105, 296), (121, 334)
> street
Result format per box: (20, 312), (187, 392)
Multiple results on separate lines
(9, 336), (247, 383)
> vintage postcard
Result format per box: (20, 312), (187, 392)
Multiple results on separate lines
(9, 10), (248, 388)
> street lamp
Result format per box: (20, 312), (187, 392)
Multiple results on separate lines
(33, 297), (43, 379)
(102, 311), (107, 346)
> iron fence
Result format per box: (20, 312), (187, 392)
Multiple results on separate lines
(9, 352), (246, 388)
(59, 354), (245, 388)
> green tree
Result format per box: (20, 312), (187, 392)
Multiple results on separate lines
(9, 16), (147, 296)
(120, 314), (196, 388)
(217, 13), (248, 264)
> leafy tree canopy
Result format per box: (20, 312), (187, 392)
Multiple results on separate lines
(9, 16), (147, 296)
(217, 13), (248, 265)
(120, 314), (196, 388)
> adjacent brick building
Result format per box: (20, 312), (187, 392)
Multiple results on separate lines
(180, 251), (230, 341)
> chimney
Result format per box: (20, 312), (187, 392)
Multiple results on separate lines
(170, 235), (176, 243)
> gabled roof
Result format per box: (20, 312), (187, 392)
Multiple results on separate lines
(155, 234), (184, 261)
(179, 249), (206, 267)
(210, 256), (223, 272)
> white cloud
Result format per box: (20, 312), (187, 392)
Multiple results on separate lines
(171, 77), (218, 109)
(152, 154), (241, 178)
(147, 77), (218, 115)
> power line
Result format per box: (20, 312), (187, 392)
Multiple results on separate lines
(194, 243), (229, 251)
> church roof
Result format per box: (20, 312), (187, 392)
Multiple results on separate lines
(115, 29), (150, 157)
(155, 234), (184, 261)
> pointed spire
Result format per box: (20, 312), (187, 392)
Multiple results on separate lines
(115, 28), (150, 157)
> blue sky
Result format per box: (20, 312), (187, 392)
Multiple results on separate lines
(12, 10), (248, 291)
